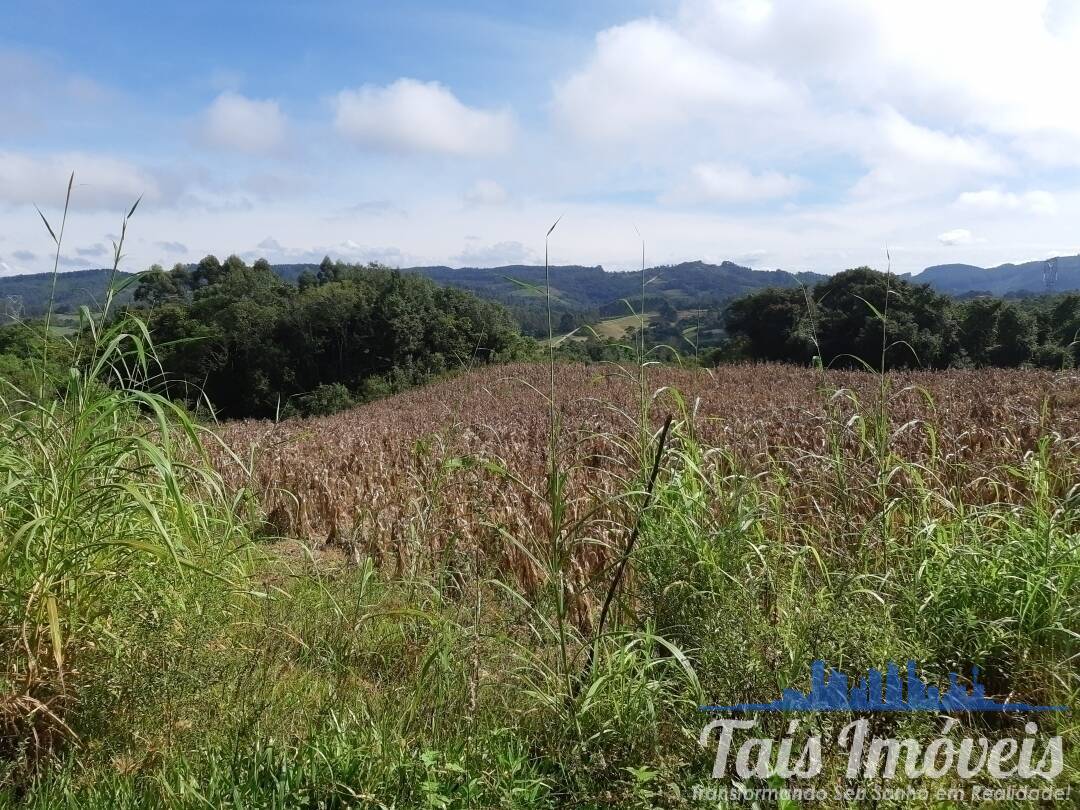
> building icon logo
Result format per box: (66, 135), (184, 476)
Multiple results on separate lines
(701, 660), (1067, 713)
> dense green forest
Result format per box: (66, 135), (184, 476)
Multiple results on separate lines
(129, 255), (527, 418)
(717, 268), (1080, 370)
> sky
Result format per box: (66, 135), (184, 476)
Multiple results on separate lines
(3, 0), (1080, 277)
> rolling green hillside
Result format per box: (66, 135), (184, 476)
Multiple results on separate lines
(909, 254), (1080, 295)
(0, 268), (134, 321)
(6, 253), (1080, 328)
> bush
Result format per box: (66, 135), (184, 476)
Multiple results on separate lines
(1033, 343), (1071, 369)
(298, 382), (354, 417)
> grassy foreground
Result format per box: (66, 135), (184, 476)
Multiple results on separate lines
(0, 335), (1076, 806)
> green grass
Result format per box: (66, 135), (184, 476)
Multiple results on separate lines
(3, 396), (1075, 807)
(551, 309), (703, 344)
(546, 312), (657, 345)
(592, 312), (655, 339)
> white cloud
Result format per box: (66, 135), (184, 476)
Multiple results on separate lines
(662, 163), (803, 204)
(938, 228), (974, 246)
(674, 0), (1080, 142)
(869, 109), (1007, 173)
(200, 92), (287, 155)
(463, 179), (509, 206)
(0, 151), (160, 209)
(334, 79), (514, 156)
(841, 109), (1011, 204)
(955, 188), (1058, 216)
(552, 1), (1075, 207)
(552, 19), (794, 144)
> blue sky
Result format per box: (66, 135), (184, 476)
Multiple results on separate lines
(3, 0), (1080, 277)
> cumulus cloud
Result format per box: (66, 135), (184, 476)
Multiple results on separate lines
(955, 189), (1058, 216)
(938, 228), (974, 246)
(200, 92), (287, 155)
(846, 109), (1011, 200)
(867, 109), (1007, 173)
(662, 163), (803, 204)
(553, 1), (1076, 204)
(553, 19), (794, 144)
(463, 179), (509, 206)
(334, 79), (513, 156)
(671, 0), (1080, 143)
(12, 250), (36, 262)
(0, 151), (161, 209)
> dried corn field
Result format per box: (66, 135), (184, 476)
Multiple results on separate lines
(210, 363), (1080, 601)
(8, 357), (1080, 806)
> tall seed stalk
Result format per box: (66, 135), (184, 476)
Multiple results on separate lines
(34, 173), (73, 408)
(542, 216), (572, 689)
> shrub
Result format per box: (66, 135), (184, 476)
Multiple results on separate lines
(298, 382), (354, 417)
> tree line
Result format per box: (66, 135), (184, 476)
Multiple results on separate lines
(4, 263), (1076, 421)
(131, 255), (528, 418)
(718, 268), (1080, 370)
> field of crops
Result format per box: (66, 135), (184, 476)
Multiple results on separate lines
(214, 362), (1080, 605)
(7, 358), (1079, 806)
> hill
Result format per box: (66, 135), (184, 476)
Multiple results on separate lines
(407, 260), (826, 310)
(0, 268), (134, 321)
(275, 259), (825, 310)
(6, 253), (1080, 327)
(275, 260), (828, 335)
(909, 254), (1080, 296)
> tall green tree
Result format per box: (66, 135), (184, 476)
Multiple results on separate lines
(956, 298), (1000, 367)
(989, 304), (1036, 367)
(723, 287), (813, 362)
(812, 268), (958, 370)
(137, 255), (524, 418)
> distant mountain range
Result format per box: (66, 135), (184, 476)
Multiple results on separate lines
(277, 260), (826, 314)
(2, 255), (1077, 324)
(902, 255), (1080, 296)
